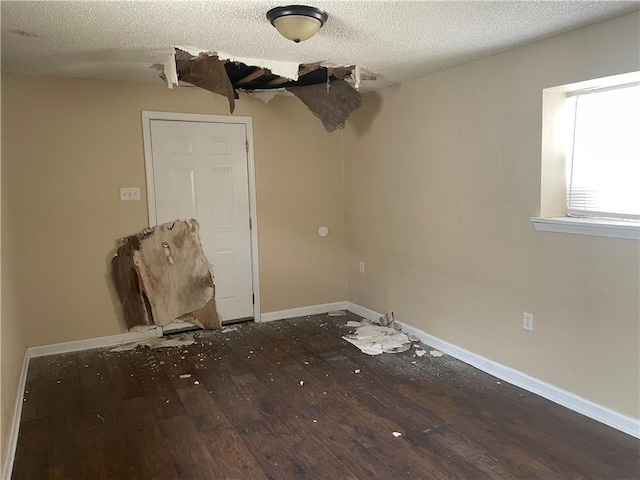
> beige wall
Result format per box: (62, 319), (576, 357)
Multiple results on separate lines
(1, 74), (347, 349)
(344, 12), (640, 419)
(1, 69), (29, 475)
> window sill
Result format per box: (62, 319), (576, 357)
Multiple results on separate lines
(530, 217), (640, 240)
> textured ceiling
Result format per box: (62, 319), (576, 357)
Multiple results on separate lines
(2, 1), (638, 91)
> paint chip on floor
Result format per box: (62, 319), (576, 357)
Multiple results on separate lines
(346, 320), (369, 327)
(179, 374), (192, 379)
(415, 349), (426, 357)
(430, 350), (444, 357)
(392, 431), (402, 437)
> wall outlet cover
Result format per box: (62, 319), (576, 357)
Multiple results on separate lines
(523, 312), (534, 331)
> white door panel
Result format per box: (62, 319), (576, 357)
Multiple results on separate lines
(149, 119), (254, 322)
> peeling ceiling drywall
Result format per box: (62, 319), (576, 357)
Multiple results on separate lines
(166, 49), (364, 131)
(1, 1), (638, 92)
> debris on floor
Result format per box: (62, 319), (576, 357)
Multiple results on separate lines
(343, 324), (412, 355)
(415, 349), (427, 357)
(328, 310), (347, 316)
(221, 326), (239, 333)
(378, 311), (402, 331)
(346, 320), (369, 327)
(179, 374), (192, 379)
(110, 333), (196, 352)
(430, 350), (444, 357)
(112, 219), (221, 330)
(392, 431), (402, 437)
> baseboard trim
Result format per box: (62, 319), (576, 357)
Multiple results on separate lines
(259, 301), (349, 323)
(346, 302), (640, 439)
(1, 350), (30, 480)
(28, 328), (160, 358)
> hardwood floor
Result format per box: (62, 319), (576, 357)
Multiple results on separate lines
(12, 312), (640, 479)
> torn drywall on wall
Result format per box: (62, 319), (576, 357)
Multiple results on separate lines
(159, 48), (374, 132)
(111, 237), (153, 330)
(112, 219), (221, 330)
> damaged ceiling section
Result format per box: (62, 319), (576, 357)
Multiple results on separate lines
(158, 48), (376, 132)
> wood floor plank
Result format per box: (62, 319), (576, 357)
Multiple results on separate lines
(235, 420), (310, 480)
(305, 458), (359, 480)
(11, 315), (640, 480)
(20, 356), (50, 422)
(157, 415), (222, 480)
(218, 328), (343, 468)
(119, 407), (180, 480)
(296, 411), (402, 480)
(412, 424), (515, 478)
(191, 414), (268, 480)
(11, 419), (51, 480)
(133, 347), (188, 420)
(394, 380), (588, 479)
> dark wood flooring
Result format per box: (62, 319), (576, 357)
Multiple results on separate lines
(12, 312), (640, 479)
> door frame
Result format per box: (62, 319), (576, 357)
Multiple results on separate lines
(141, 111), (261, 323)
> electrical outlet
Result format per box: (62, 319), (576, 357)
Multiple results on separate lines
(523, 312), (533, 331)
(120, 187), (141, 201)
(359, 262), (365, 274)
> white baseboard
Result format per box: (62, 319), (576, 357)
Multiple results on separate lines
(346, 302), (640, 439)
(2, 326), (160, 479)
(2, 350), (30, 480)
(259, 301), (349, 323)
(28, 327), (160, 358)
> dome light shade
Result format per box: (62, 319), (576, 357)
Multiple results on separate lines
(267, 5), (328, 43)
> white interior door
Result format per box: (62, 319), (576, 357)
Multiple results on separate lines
(148, 119), (254, 322)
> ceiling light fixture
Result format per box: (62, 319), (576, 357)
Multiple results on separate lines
(266, 5), (328, 43)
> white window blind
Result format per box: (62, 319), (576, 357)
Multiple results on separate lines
(567, 83), (640, 219)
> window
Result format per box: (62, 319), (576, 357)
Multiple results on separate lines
(566, 83), (640, 219)
(533, 72), (640, 240)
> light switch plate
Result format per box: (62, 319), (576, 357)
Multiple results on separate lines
(120, 187), (141, 201)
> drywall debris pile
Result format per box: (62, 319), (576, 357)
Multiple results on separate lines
(110, 333), (196, 352)
(342, 323), (412, 355)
